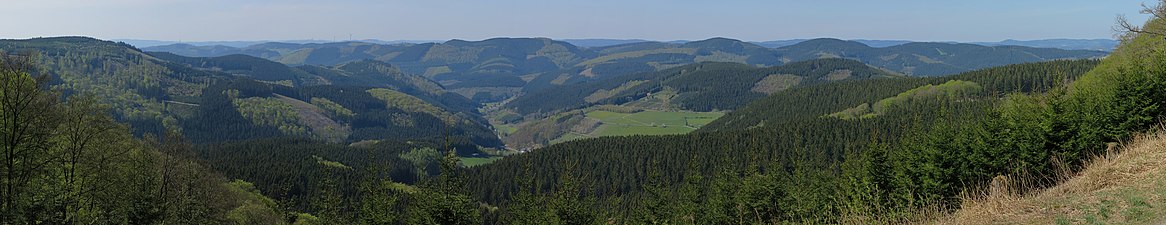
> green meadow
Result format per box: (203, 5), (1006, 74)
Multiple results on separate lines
(586, 110), (724, 137)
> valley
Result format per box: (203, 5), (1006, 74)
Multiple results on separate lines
(143, 37), (1105, 103)
(0, 33), (1128, 224)
(1, 1), (1161, 224)
(128, 35), (1112, 152)
(544, 109), (724, 146)
(134, 36), (1113, 152)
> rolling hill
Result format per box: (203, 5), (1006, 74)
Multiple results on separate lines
(703, 59), (1100, 132)
(0, 37), (501, 147)
(561, 39), (654, 47)
(469, 13), (1166, 224)
(972, 38), (1120, 51)
(124, 35), (1111, 153)
(772, 38), (1107, 76)
(755, 38), (1118, 51)
(508, 58), (898, 115)
(144, 37), (1106, 104)
(3, 37), (1123, 225)
(466, 58), (1107, 223)
(493, 58), (897, 149)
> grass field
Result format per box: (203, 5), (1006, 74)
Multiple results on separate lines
(585, 110), (723, 137)
(489, 108), (724, 149)
(494, 124), (518, 135)
(550, 132), (588, 144)
(460, 156), (503, 167)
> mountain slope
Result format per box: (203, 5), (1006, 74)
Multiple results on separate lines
(467, 58), (1102, 223)
(755, 38), (1117, 51)
(972, 39), (1119, 51)
(0, 37), (501, 147)
(703, 59), (1100, 131)
(562, 39), (653, 48)
(0, 36), (228, 134)
(945, 127), (1166, 224)
(147, 52), (479, 114)
(149, 52), (320, 84)
(145, 37), (1107, 104)
(775, 38), (1108, 76)
(494, 58), (897, 150)
(507, 58), (897, 115)
(143, 43), (244, 56)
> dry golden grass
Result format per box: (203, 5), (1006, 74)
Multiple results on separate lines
(939, 126), (1166, 225)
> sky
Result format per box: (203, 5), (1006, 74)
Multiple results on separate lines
(0, 0), (1155, 42)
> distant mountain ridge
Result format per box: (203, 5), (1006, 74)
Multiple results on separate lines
(0, 37), (501, 147)
(752, 39), (914, 48)
(771, 38), (1107, 76)
(971, 39), (1118, 51)
(115, 39), (441, 48)
(127, 38), (1118, 50)
(507, 58), (900, 115)
(142, 37), (1106, 104)
(561, 39), (654, 47)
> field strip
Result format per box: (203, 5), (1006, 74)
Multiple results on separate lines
(620, 114), (653, 126)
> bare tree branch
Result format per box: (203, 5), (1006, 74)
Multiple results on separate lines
(1116, 0), (1166, 41)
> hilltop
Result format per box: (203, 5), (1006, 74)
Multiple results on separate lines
(3, 0), (1155, 224)
(144, 37), (1106, 104)
(0, 32), (1129, 225)
(129, 37), (1118, 51)
(508, 58), (897, 115)
(497, 58), (899, 149)
(0, 37), (500, 147)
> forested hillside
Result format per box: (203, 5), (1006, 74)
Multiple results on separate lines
(945, 125), (1166, 224)
(774, 38), (1107, 76)
(484, 58), (898, 149)
(0, 53), (287, 224)
(8, 0), (1158, 223)
(146, 37), (1106, 104)
(507, 58), (897, 115)
(0, 37), (500, 147)
(460, 13), (1166, 224)
(0, 34), (1133, 225)
(466, 58), (1106, 223)
(0, 39), (501, 224)
(704, 59), (1100, 131)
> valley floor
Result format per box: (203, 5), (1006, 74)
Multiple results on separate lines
(551, 110), (723, 144)
(942, 126), (1166, 224)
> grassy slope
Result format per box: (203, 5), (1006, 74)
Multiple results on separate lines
(943, 127), (1166, 224)
(544, 110), (724, 145)
(586, 110), (723, 136)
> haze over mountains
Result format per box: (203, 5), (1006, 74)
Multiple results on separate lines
(752, 38), (1119, 51)
(9, 0), (1166, 223)
(9, 35), (1110, 157)
(116, 39), (443, 48)
(141, 37), (1106, 106)
(0, 37), (502, 147)
(0, 33), (1133, 224)
(6, 35), (1107, 152)
(127, 37), (1119, 51)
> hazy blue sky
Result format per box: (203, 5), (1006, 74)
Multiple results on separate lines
(0, 0), (1154, 42)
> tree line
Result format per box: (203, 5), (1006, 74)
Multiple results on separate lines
(465, 57), (1143, 223)
(0, 52), (288, 224)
